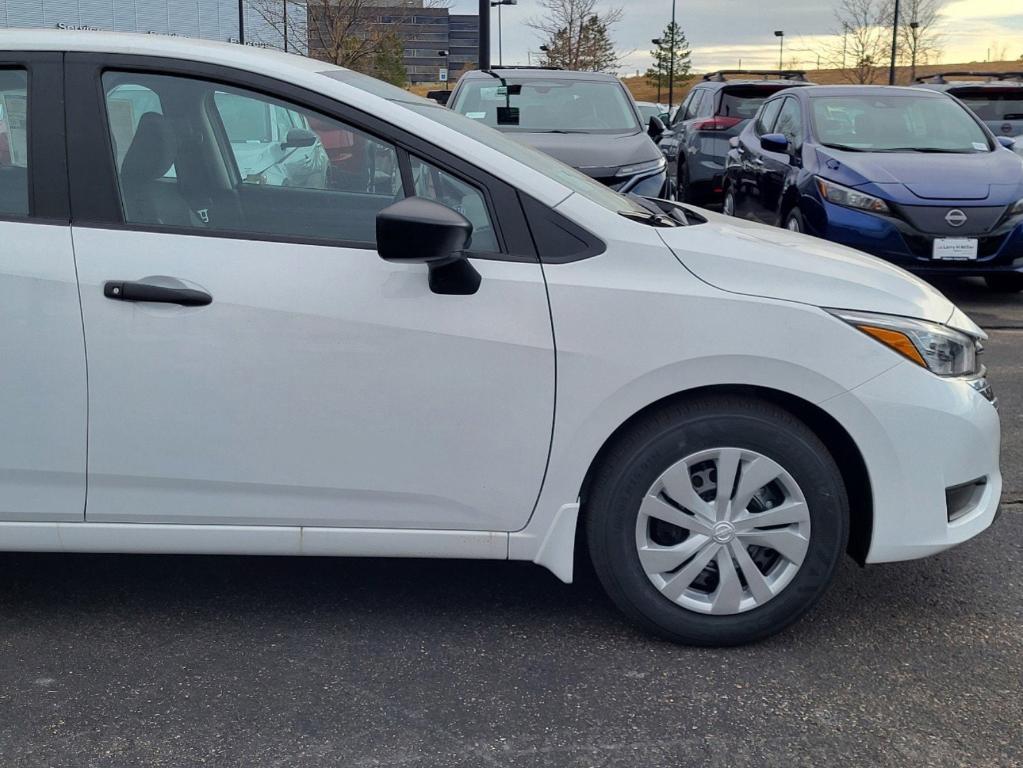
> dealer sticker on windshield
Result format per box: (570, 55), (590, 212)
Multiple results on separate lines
(933, 238), (979, 260)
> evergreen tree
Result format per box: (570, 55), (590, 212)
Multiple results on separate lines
(371, 32), (407, 87)
(644, 22), (692, 95)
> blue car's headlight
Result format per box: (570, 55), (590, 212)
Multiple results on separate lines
(816, 177), (890, 215)
(1010, 197), (1023, 216)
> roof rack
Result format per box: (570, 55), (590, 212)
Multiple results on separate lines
(487, 65), (563, 71)
(702, 69), (808, 83)
(914, 71), (1023, 84)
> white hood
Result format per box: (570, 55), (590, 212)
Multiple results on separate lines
(659, 211), (984, 338)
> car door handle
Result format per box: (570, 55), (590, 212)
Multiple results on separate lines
(104, 281), (212, 307)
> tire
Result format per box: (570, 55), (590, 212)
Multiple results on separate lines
(722, 186), (736, 217)
(676, 161), (690, 204)
(784, 207), (805, 232)
(585, 396), (848, 646)
(984, 274), (1023, 293)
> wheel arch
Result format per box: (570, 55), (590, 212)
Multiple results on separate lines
(576, 384), (873, 567)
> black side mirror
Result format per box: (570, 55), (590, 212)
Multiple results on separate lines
(427, 90), (452, 106)
(282, 128), (317, 149)
(648, 115), (666, 140)
(760, 132), (790, 154)
(377, 197), (481, 295)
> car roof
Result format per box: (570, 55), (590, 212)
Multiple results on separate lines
(781, 85), (947, 99)
(459, 68), (619, 82)
(0, 28), (335, 76)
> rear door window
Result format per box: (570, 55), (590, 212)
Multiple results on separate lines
(0, 68), (29, 216)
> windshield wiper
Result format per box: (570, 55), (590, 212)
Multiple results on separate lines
(539, 129), (588, 134)
(878, 147), (973, 153)
(822, 143), (868, 152)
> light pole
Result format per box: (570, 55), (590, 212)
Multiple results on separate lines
(909, 20), (920, 82)
(652, 38), (664, 103)
(539, 43), (549, 66)
(491, 0), (517, 67)
(774, 30), (784, 71)
(888, 0), (900, 85)
(438, 49), (450, 90)
(238, 0), (245, 45)
(478, 0), (490, 71)
(282, 0), (287, 52)
(667, 0), (677, 114)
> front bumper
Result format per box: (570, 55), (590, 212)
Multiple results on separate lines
(804, 197), (1023, 276)
(824, 361), (1001, 563)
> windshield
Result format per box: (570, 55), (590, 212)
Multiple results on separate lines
(952, 89), (1023, 122)
(811, 94), (992, 153)
(320, 69), (650, 217)
(637, 104), (664, 122)
(451, 77), (641, 134)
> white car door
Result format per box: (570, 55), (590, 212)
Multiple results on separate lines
(67, 59), (554, 532)
(0, 55), (87, 524)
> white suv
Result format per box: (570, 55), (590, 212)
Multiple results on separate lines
(0, 31), (1001, 645)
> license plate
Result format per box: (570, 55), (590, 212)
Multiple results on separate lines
(933, 238), (978, 261)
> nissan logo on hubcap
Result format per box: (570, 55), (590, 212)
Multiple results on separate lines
(712, 521), (736, 544)
(945, 209), (968, 228)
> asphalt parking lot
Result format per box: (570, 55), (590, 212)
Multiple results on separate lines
(1, 278), (1020, 768)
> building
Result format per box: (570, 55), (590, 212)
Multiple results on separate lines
(0, 0), (477, 85)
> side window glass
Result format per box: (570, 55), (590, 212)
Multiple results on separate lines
(410, 156), (498, 253)
(683, 91), (704, 121)
(672, 93), (693, 126)
(0, 69), (29, 216)
(695, 91), (716, 118)
(773, 98), (803, 150)
(102, 72), (404, 244)
(755, 99), (784, 136)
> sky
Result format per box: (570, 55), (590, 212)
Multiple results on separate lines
(448, 0), (1023, 75)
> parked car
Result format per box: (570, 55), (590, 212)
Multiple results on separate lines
(448, 67), (670, 198)
(0, 31), (1001, 646)
(913, 72), (1023, 158)
(660, 70), (812, 207)
(723, 85), (1023, 292)
(636, 100), (671, 125)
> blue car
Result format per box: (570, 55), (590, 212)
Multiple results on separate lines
(723, 85), (1023, 291)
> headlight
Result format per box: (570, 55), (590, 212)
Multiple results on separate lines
(616, 157), (666, 178)
(828, 309), (980, 377)
(816, 177), (890, 214)
(1010, 197), (1023, 215)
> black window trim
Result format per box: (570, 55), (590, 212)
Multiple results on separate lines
(0, 51), (68, 224)
(65, 52), (538, 263)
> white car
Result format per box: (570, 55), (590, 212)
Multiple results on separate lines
(0, 31), (1001, 646)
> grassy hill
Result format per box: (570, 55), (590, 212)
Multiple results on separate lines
(410, 60), (1023, 103)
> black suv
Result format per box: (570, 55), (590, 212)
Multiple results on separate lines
(447, 67), (670, 198)
(659, 70), (812, 207)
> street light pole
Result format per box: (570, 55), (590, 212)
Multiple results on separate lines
(490, 1), (516, 68)
(667, 0), (677, 114)
(774, 30), (784, 71)
(652, 38), (664, 103)
(282, 0), (287, 52)
(888, 0), (900, 85)
(479, 0), (491, 70)
(238, 0), (245, 45)
(908, 20), (919, 82)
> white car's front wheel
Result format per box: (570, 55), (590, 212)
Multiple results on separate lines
(586, 396), (848, 646)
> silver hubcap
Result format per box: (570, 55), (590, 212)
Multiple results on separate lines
(635, 447), (811, 615)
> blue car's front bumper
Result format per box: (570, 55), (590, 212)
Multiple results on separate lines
(802, 195), (1023, 276)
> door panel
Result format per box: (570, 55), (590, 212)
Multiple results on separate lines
(0, 222), (87, 521)
(73, 227), (555, 530)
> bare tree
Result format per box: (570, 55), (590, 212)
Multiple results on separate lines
(250, 0), (449, 80)
(893, 0), (944, 82)
(988, 40), (1010, 62)
(819, 0), (891, 84)
(528, 0), (624, 72)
